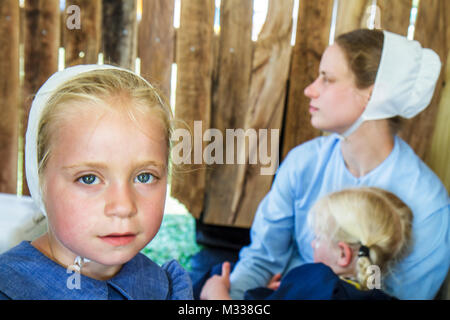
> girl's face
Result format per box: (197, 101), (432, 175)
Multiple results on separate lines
(311, 233), (356, 277)
(42, 99), (168, 272)
(304, 44), (372, 134)
(311, 234), (340, 271)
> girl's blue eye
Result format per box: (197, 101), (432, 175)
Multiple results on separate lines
(135, 173), (154, 184)
(79, 175), (99, 185)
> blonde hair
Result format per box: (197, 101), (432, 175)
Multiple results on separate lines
(37, 68), (173, 179)
(309, 187), (413, 290)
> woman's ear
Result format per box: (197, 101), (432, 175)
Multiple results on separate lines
(337, 241), (353, 267)
(365, 85), (374, 104)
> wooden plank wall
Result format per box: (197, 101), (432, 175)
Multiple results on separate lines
(138, 0), (174, 99)
(202, 0), (254, 225)
(64, 0), (102, 67)
(0, 0), (449, 227)
(281, 0), (334, 158)
(0, 1), (20, 194)
(22, 0), (60, 195)
(170, 0), (215, 218)
(427, 0), (450, 192)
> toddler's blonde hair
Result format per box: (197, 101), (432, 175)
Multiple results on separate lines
(309, 187), (413, 290)
(37, 68), (173, 179)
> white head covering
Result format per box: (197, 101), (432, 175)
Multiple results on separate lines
(25, 64), (157, 217)
(340, 30), (442, 138)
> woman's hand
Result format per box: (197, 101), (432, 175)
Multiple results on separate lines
(200, 261), (232, 300)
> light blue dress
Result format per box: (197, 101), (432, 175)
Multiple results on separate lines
(229, 134), (450, 300)
(0, 241), (193, 300)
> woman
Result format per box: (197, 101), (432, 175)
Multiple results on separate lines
(224, 29), (449, 300)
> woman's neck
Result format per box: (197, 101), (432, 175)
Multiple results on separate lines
(339, 120), (394, 178)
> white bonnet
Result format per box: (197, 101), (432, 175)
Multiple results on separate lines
(341, 30), (442, 137)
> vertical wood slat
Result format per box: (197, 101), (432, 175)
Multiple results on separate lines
(334, 0), (372, 37)
(228, 0), (295, 227)
(377, 0), (412, 35)
(399, 0), (446, 160)
(170, 0), (215, 219)
(102, 0), (138, 70)
(281, 0), (334, 160)
(138, 0), (175, 99)
(22, 0), (60, 196)
(0, 1), (20, 194)
(64, 0), (102, 66)
(202, 0), (253, 226)
(428, 51), (450, 192)
(425, 0), (450, 192)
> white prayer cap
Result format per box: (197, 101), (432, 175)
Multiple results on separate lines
(341, 30), (442, 138)
(25, 64), (153, 216)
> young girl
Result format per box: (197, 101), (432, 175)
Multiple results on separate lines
(0, 64), (193, 299)
(200, 187), (413, 300)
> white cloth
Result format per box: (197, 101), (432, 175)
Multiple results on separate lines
(341, 30), (442, 138)
(0, 193), (46, 254)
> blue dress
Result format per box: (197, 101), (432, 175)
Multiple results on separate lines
(244, 263), (396, 300)
(0, 241), (193, 300)
(229, 134), (450, 300)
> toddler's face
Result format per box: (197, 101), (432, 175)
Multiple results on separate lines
(311, 234), (340, 273)
(42, 99), (168, 267)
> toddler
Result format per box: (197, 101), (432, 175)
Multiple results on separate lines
(201, 187), (412, 300)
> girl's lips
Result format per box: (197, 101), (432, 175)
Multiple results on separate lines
(99, 233), (136, 246)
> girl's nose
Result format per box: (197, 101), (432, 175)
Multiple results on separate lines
(104, 183), (138, 218)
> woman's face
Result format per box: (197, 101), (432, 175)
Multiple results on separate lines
(304, 44), (372, 134)
(42, 99), (168, 271)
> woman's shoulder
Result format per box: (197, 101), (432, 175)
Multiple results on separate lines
(282, 134), (339, 170)
(287, 134), (338, 157)
(276, 134), (340, 186)
(393, 136), (448, 209)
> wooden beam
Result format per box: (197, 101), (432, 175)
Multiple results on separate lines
(399, 0), (446, 160)
(425, 0), (450, 192)
(138, 0), (175, 98)
(202, 0), (295, 227)
(170, 0), (215, 219)
(102, 0), (138, 70)
(0, 1), (20, 194)
(281, 0), (334, 159)
(233, 0), (295, 228)
(23, 0), (60, 195)
(335, 0), (372, 37)
(377, 0), (412, 35)
(202, 0), (253, 226)
(64, 0), (102, 66)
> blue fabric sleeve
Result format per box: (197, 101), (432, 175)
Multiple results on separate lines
(162, 260), (194, 300)
(386, 204), (450, 299)
(229, 152), (297, 299)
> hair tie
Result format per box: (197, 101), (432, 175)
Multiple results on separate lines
(358, 245), (370, 258)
